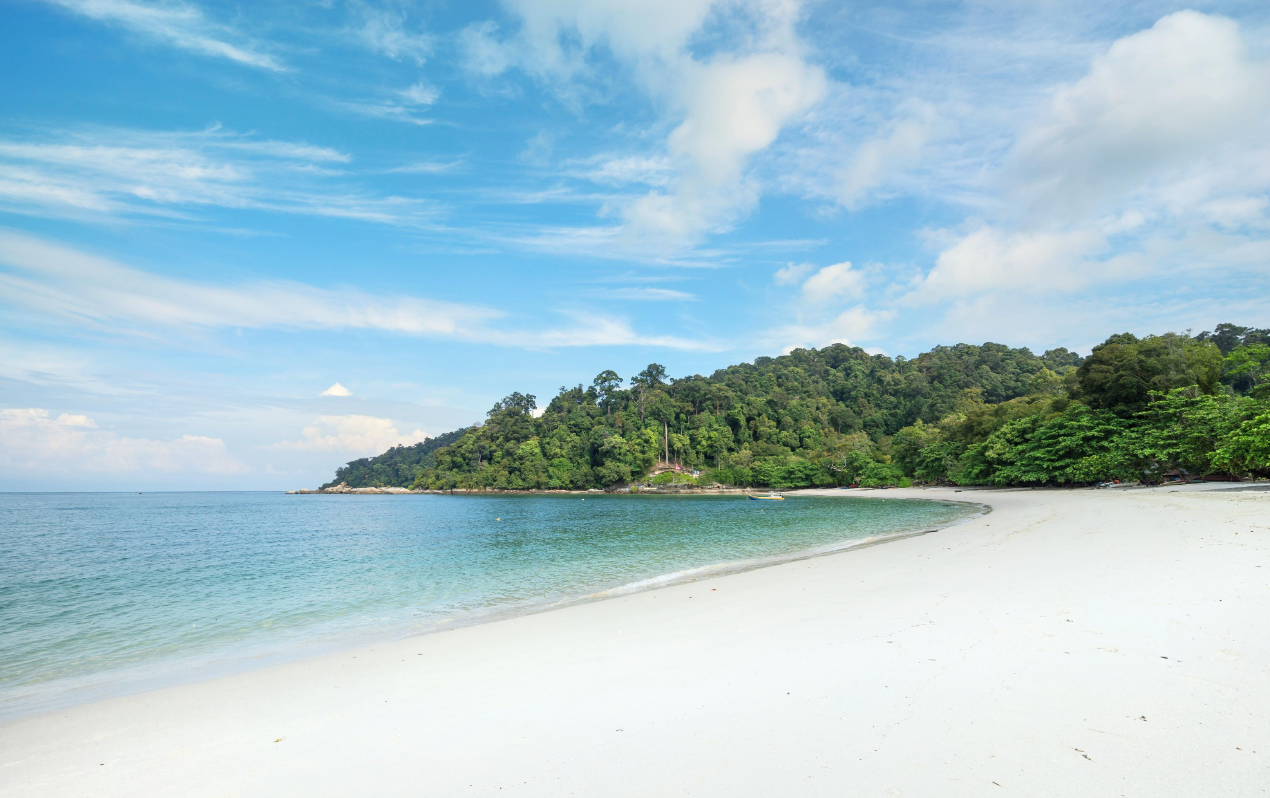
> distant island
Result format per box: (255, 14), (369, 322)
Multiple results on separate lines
(316, 323), (1270, 493)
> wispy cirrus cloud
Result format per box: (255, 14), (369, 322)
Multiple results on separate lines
(40, 0), (285, 71)
(0, 229), (499, 337)
(586, 287), (697, 301)
(352, 4), (433, 64)
(387, 159), (465, 175)
(0, 126), (440, 227)
(0, 230), (716, 351)
(502, 311), (720, 352)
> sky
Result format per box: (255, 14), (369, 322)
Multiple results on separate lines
(1, 0), (1269, 490)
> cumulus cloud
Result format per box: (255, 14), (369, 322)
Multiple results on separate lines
(1006, 11), (1270, 218)
(320, 382), (352, 397)
(909, 11), (1270, 315)
(469, 0), (826, 251)
(273, 415), (429, 454)
(41, 0), (284, 70)
(0, 408), (246, 474)
(622, 52), (826, 248)
(768, 306), (894, 353)
(800, 261), (864, 304)
(912, 227), (1110, 301)
(764, 259), (879, 349)
(773, 262), (815, 285)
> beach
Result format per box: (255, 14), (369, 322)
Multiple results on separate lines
(1, 484), (1267, 796)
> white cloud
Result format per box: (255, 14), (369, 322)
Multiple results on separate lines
(587, 287), (697, 301)
(1200, 195), (1269, 230)
(355, 6), (432, 64)
(911, 226), (1118, 301)
(274, 415), (428, 454)
(320, 382), (352, 397)
(773, 262), (815, 285)
(0, 229), (501, 336)
(904, 11), (1270, 319)
(1006, 11), (1270, 217)
(400, 82), (441, 106)
(0, 408), (246, 474)
(763, 260), (878, 349)
(329, 99), (434, 127)
(469, 0), (826, 251)
(507, 312), (720, 351)
(0, 127), (440, 226)
(55, 413), (97, 427)
(493, 0), (717, 77)
(458, 21), (516, 76)
(574, 155), (672, 187)
(837, 101), (940, 210)
(0, 230), (712, 350)
(387, 159), (464, 174)
(769, 306), (894, 352)
(41, 0), (284, 71)
(622, 51), (826, 249)
(800, 261), (863, 304)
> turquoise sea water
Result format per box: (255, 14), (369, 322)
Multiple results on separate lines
(0, 492), (978, 719)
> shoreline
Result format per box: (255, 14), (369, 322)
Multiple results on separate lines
(3, 483), (1267, 796)
(0, 494), (982, 723)
(288, 479), (1269, 496)
(288, 485), (767, 495)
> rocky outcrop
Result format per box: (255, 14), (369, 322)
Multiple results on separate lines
(287, 483), (421, 495)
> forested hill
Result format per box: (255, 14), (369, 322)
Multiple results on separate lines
(321, 323), (1270, 490)
(321, 427), (467, 488)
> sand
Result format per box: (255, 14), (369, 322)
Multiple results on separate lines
(2, 484), (1268, 796)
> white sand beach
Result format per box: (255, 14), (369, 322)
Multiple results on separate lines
(2, 484), (1267, 796)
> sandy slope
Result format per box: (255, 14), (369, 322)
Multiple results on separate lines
(1, 485), (1268, 797)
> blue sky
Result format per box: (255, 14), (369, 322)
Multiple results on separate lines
(2, 0), (1269, 489)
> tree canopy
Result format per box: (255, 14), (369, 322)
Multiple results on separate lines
(320, 427), (468, 488)
(321, 324), (1270, 491)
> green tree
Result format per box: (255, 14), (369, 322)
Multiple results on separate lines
(370, 322), (1267, 492)
(1222, 344), (1270, 398)
(989, 404), (1129, 485)
(1121, 388), (1240, 479)
(592, 370), (623, 416)
(1212, 403), (1270, 475)
(1076, 333), (1222, 417)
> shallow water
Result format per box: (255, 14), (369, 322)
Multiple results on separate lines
(0, 492), (978, 718)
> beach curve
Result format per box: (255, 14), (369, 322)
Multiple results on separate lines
(1, 483), (1267, 797)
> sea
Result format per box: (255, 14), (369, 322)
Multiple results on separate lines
(0, 491), (979, 719)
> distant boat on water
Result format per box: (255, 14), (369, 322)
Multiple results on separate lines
(747, 493), (784, 501)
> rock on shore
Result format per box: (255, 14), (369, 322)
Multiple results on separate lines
(287, 484), (420, 495)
